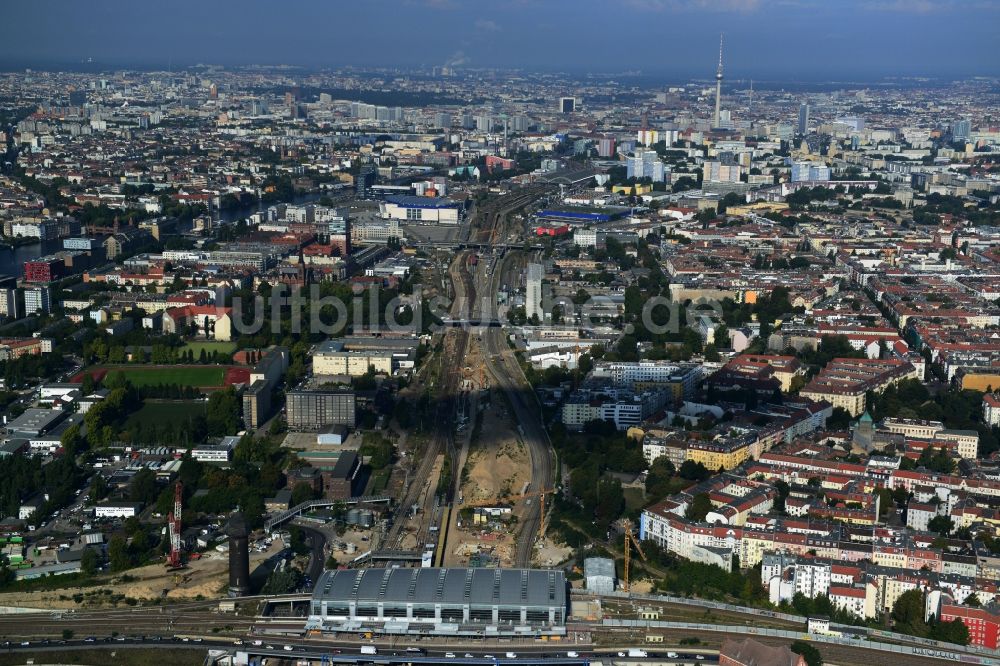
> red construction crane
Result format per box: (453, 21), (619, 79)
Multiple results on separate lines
(167, 480), (183, 569)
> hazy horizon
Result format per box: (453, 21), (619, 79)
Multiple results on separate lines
(2, 0), (998, 80)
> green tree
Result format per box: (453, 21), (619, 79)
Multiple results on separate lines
(678, 460), (711, 481)
(129, 467), (159, 505)
(892, 589), (927, 635)
(790, 641), (823, 666)
(685, 493), (713, 521)
(108, 535), (132, 572)
(645, 457), (676, 499)
(931, 617), (970, 645)
(928, 515), (954, 537)
(80, 547), (98, 575)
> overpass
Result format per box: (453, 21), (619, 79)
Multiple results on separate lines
(349, 550), (425, 565)
(265, 496), (392, 532)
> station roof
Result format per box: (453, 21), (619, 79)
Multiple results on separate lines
(312, 567), (566, 608)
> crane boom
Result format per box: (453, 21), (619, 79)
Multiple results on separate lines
(623, 520), (647, 593)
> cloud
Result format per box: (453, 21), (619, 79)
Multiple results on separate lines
(474, 18), (502, 32)
(444, 49), (468, 67)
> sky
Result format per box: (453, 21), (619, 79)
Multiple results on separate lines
(2, 0), (999, 80)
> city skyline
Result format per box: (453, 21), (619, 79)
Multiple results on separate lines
(2, 0), (999, 79)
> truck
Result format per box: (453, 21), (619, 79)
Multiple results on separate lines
(360, 646), (377, 656)
(627, 649), (648, 658)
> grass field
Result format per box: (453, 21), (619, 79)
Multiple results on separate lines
(124, 401), (207, 428)
(181, 341), (237, 356)
(86, 366), (226, 388)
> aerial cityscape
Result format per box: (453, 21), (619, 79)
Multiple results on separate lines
(0, 2), (998, 666)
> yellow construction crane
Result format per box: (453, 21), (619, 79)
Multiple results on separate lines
(623, 519), (647, 593)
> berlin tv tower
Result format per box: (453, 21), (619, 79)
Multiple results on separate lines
(713, 33), (724, 129)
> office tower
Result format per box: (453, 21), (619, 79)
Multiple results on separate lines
(713, 34), (724, 129)
(475, 114), (493, 131)
(434, 112), (452, 129)
(703, 161), (742, 183)
(356, 165), (376, 197)
(597, 137), (616, 158)
(328, 213), (351, 257)
(953, 118), (971, 141)
(510, 115), (529, 132)
(791, 161), (831, 182)
(559, 97), (577, 113)
(0, 288), (19, 320)
(798, 103), (810, 135)
(286, 388), (357, 430)
(526, 263), (544, 323)
(227, 512), (251, 597)
(24, 286), (51, 315)
(626, 151), (666, 183)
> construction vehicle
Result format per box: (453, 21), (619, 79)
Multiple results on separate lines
(623, 519), (647, 593)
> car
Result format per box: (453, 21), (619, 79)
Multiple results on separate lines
(266, 645), (275, 650)
(617, 653), (626, 658)
(696, 656), (705, 661)
(84, 637), (95, 643)
(181, 638), (190, 642)
(484, 655), (495, 660)
(464, 654), (474, 659)
(445, 653), (456, 659)
(234, 640), (244, 646)
(114, 636), (125, 642)
(283, 645), (294, 652)
(20, 641), (30, 646)
(505, 653), (518, 659)
(252, 640), (263, 646)
(193, 638), (203, 643)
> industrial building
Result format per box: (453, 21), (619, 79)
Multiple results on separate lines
(286, 388), (356, 430)
(311, 337), (417, 376)
(380, 196), (461, 225)
(307, 567), (567, 635)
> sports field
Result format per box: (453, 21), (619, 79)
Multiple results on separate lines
(76, 365), (227, 388)
(124, 400), (207, 428)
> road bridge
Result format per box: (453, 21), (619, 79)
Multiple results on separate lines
(265, 496), (392, 532)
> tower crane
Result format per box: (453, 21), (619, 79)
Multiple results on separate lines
(167, 480), (184, 569)
(623, 519), (647, 593)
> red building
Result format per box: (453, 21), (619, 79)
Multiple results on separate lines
(23, 257), (64, 283)
(534, 224), (570, 237)
(485, 155), (515, 173)
(940, 604), (1000, 649)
